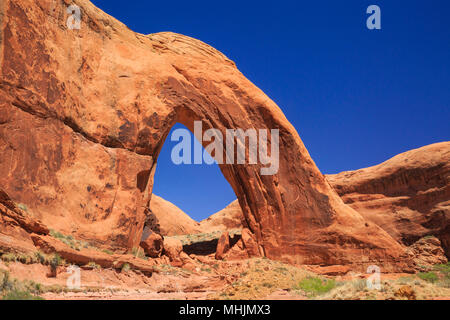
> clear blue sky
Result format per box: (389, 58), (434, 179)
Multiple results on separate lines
(92, 0), (450, 221)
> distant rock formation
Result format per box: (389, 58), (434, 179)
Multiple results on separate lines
(199, 200), (246, 233)
(327, 142), (450, 258)
(148, 195), (201, 236)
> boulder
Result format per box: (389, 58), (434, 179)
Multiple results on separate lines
(140, 233), (164, 258)
(215, 232), (230, 260)
(241, 228), (260, 257)
(163, 237), (183, 262)
(407, 237), (448, 270)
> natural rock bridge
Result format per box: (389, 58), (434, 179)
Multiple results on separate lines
(0, 0), (410, 271)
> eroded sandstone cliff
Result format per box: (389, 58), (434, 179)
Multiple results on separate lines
(327, 142), (450, 258)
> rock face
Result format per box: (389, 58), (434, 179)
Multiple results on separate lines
(407, 237), (447, 270)
(0, 189), (49, 254)
(0, 0), (411, 270)
(163, 237), (183, 264)
(327, 142), (450, 258)
(200, 200), (246, 233)
(149, 195), (201, 236)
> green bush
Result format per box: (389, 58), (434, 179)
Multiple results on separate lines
(417, 272), (439, 283)
(296, 277), (336, 296)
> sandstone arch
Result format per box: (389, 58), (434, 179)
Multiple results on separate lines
(0, 0), (411, 270)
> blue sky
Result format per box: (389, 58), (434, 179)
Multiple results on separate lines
(92, 0), (450, 221)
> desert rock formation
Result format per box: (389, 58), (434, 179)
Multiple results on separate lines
(199, 200), (245, 233)
(327, 142), (450, 258)
(148, 195), (201, 236)
(0, 0), (412, 270)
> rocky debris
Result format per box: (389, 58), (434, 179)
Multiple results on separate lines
(327, 142), (450, 257)
(306, 265), (352, 276)
(30, 234), (157, 275)
(407, 237), (448, 270)
(215, 232), (231, 260)
(140, 232), (164, 258)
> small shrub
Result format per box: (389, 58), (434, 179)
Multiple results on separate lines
(17, 204), (28, 212)
(17, 253), (33, 264)
(131, 247), (146, 260)
(50, 254), (63, 270)
(0, 271), (14, 292)
(417, 272), (439, 283)
(296, 276), (336, 296)
(1, 253), (17, 263)
(87, 262), (100, 270)
(34, 251), (46, 265)
(121, 263), (131, 273)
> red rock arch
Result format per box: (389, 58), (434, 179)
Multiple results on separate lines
(0, 0), (409, 270)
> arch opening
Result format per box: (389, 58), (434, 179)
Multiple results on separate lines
(139, 122), (245, 256)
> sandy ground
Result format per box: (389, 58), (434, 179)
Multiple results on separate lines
(1, 258), (449, 300)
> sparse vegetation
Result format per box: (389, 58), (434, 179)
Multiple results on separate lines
(417, 272), (439, 283)
(86, 262), (101, 270)
(0, 270), (44, 300)
(121, 263), (131, 273)
(169, 229), (242, 246)
(0, 251), (55, 266)
(211, 258), (312, 300)
(130, 247), (147, 260)
(295, 276), (336, 297)
(102, 249), (114, 255)
(49, 229), (90, 251)
(17, 203), (28, 212)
